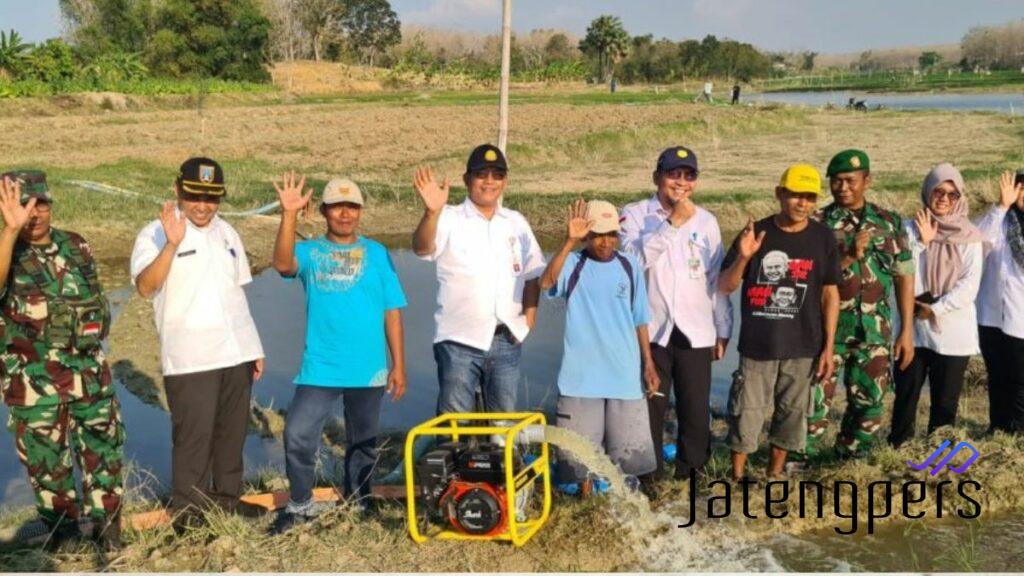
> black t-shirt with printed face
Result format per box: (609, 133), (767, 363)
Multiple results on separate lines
(722, 216), (842, 360)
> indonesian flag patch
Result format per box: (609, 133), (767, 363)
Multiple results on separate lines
(82, 322), (102, 336)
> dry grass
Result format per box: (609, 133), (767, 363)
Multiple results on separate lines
(1, 381), (1020, 572)
(1, 96), (1023, 571)
(3, 93), (1018, 203)
(13, 99), (1021, 430)
(270, 61), (387, 96)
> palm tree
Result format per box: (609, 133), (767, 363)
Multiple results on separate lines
(0, 30), (31, 77)
(579, 15), (629, 83)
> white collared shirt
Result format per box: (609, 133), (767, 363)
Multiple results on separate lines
(620, 195), (733, 348)
(418, 199), (546, 351)
(976, 206), (1024, 339)
(130, 215), (264, 376)
(898, 220), (983, 355)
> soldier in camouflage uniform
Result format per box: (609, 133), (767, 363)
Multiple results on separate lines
(0, 171), (124, 549)
(805, 150), (916, 458)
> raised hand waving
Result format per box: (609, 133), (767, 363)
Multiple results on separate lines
(273, 171), (313, 213)
(566, 198), (592, 242)
(0, 176), (35, 232)
(413, 166), (450, 214)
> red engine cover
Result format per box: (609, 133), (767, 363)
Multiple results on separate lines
(440, 481), (509, 537)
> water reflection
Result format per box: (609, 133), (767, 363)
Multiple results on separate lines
(0, 249), (739, 506)
(753, 91), (1024, 114)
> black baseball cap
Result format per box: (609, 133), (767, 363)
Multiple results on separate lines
(656, 146), (699, 174)
(177, 157), (226, 196)
(466, 144), (509, 174)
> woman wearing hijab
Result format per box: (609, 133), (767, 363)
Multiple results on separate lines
(976, 169), (1024, 434)
(889, 164), (988, 448)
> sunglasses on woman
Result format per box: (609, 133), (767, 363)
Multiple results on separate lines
(930, 189), (961, 202)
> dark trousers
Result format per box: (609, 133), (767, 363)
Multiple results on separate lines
(164, 362), (254, 512)
(889, 348), (969, 447)
(980, 326), (1024, 433)
(284, 385), (384, 504)
(646, 327), (713, 477)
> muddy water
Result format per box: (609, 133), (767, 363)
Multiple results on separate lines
(2, 245), (1019, 571)
(0, 248), (737, 507)
(753, 91), (1024, 114)
(544, 422), (1024, 571)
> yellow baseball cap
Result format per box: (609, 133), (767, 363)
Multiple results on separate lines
(778, 164), (823, 195)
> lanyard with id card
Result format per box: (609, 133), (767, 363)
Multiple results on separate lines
(687, 232), (703, 279)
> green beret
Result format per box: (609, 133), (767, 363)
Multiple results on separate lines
(1, 170), (51, 203)
(826, 149), (870, 177)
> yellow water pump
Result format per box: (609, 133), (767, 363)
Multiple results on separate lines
(404, 412), (552, 547)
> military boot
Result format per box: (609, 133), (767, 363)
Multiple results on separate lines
(43, 520), (82, 551)
(93, 511), (122, 551)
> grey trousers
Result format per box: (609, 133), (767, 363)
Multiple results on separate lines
(556, 395), (657, 483)
(727, 356), (815, 454)
(164, 361), (254, 512)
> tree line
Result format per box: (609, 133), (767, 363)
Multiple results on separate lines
(1, 3), (1021, 93)
(0, 0), (402, 87)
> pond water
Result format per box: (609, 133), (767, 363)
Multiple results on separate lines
(752, 91), (1024, 114)
(762, 511), (1024, 571)
(2, 246), (1022, 570)
(0, 249), (739, 508)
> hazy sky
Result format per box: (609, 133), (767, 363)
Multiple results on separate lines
(2, 0), (1021, 53)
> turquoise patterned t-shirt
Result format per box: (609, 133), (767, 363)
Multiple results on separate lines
(287, 236), (407, 387)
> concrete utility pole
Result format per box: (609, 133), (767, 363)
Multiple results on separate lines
(497, 0), (511, 152)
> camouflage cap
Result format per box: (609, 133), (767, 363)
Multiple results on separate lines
(826, 149), (870, 177)
(1, 170), (51, 203)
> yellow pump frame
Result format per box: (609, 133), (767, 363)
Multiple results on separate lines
(405, 412), (552, 547)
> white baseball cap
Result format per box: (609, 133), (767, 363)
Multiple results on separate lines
(322, 178), (364, 206)
(587, 200), (620, 234)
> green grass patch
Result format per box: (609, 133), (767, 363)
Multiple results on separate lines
(294, 87), (698, 108)
(0, 77), (276, 99)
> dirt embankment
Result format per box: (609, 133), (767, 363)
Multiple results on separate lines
(2, 95), (1023, 571)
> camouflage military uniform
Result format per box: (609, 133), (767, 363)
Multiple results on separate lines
(1, 228), (124, 527)
(806, 202), (914, 457)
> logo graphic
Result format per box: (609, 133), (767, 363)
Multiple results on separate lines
(199, 164), (215, 183)
(760, 250), (790, 283)
(907, 440), (980, 476)
(484, 149), (498, 162)
(770, 285), (798, 308)
(677, 149), (689, 158)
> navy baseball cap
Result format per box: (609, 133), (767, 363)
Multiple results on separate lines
(466, 144), (509, 174)
(656, 146), (699, 174)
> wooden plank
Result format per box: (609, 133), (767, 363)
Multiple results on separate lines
(0, 484), (413, 545)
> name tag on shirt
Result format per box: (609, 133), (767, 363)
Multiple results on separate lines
(177, 249), (197, 258)
(688, 257), (703, 279)
(687, 233), (704, 279)
(508, 236), (523, 275)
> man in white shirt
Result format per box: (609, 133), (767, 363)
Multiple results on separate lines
(620, 146), (733, 479)
(130, 157), (265, 520)
(976, 169), (1024, 433)
(412, 144), (545, 413)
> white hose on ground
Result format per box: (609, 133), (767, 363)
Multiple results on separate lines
(66, 180), (282, 217)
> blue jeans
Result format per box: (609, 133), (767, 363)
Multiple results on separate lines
(433, 331), (522, 414)
(283, 385), (384, 505)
